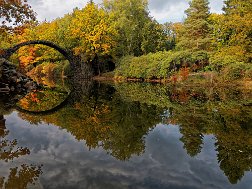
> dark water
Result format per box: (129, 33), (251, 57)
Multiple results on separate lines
(0, 81), (252, 189)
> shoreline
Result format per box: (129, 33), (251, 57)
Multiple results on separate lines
(93, 73), (252, 89)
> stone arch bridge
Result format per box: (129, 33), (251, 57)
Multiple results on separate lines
(0, 40), (96, 114)
(0, 40), (78, 68)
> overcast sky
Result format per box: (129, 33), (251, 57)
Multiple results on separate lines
(28, 0), (224, 23)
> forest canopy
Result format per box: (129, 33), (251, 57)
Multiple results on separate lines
(0, 0), (251, 82)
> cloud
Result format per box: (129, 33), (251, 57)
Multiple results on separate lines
(149, 0), (224, 23)
(209, 0), (224, 14)
(27, 0), (224, 23)
(149, 0), (185, 12)
(28, 0), (102, 21)
(149, 1), (189, 23)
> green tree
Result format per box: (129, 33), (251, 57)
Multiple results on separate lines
(162, 22), (176, 50)
(104, 0), (166, 56)
(141, 19), (167, 54)
(103, 0), (148, 56)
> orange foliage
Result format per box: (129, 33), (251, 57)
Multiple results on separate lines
(18, 46), (37, 70)
(180, 67), (190, 81)
(30, 93), (40, 103)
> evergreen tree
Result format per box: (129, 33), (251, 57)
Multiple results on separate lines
(177, 0), (211, 51)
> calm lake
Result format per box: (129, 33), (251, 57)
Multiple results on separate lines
(0, 81), (252, 189)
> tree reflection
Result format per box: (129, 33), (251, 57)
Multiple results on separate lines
(214, 113), (252, 184)
(17, 81), (252, 183)
(114, 83), (252, 183)
(17, 89), (69, 113)
(166, 87), (252, 183)
(0, 164), (42, 189)
(179, 126), (204, 157)
(0, 115), (30, 162)
(101, 101), (160, 160)
(0, 114), (42, 188)
(18, 82), (163, 160)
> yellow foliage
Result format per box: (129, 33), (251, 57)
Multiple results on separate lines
(69, 2), (118, 58)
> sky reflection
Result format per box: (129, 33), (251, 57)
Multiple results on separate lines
(0, 112), (251, 189)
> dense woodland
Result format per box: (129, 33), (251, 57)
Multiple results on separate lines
(0, 0), (251, 83)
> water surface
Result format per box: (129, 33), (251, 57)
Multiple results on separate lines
(0, 82), (251, 189)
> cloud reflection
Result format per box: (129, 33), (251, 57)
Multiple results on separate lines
(2, 113), (251, 189)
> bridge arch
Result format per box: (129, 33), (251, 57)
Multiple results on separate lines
(2, 40), (74, 65)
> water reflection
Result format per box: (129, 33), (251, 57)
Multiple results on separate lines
(115, 83), (252, 184)
(0, 164), (42, 189)
(18, 82), (163, 160)
(0, 116), (30, 162)
(16, 89), (69, 113)
(0, 81), (252, 188)
(0, 115), (42, 188)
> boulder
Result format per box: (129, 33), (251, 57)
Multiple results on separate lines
(0, 58), (38, 94)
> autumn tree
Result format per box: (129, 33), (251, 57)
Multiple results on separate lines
(209, 0), (252, 69)
(0, 0), (37, 69)
(8, 18), (71, 72)
(7, 2), (118, 75)
(223, 0), (252, 62)
(69, 2), (117, 61)
(0, 0), (36, 31)
(223, 0), (252, 15)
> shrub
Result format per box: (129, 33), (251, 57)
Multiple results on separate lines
(115, 52), (173, 79)
(115, 50), (209, 80)
(245, 66), (252, 79)
(209, 46), (247, 71)
(221, 62), (252, 81)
